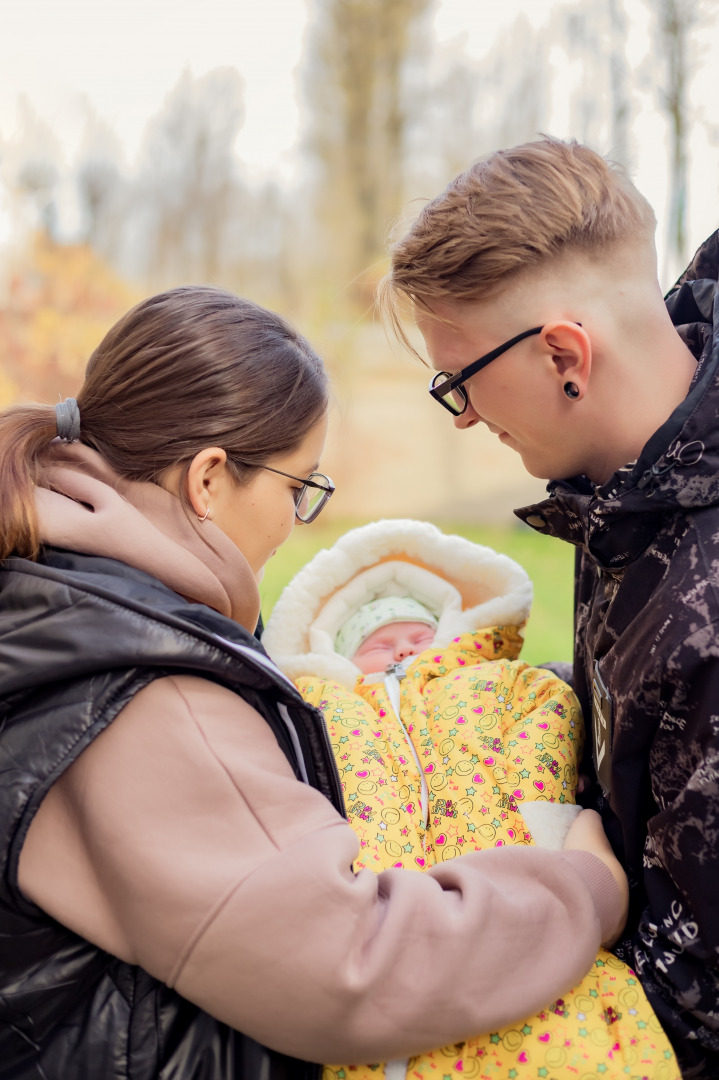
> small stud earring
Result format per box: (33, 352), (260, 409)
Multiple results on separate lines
(564, 382), (580, 400)
(197, 506), (210, 522)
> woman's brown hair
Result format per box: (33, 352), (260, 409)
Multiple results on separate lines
(0, 286), (329, 559)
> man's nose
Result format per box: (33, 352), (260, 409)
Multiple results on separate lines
(454, 403), (480, 429)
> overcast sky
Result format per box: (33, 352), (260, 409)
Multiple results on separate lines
(0, 0), (628, 171)
(1, 0), (718, 284)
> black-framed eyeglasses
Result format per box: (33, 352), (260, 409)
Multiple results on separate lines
(428, 326), (544, 416)
(254, 465), (335, 523)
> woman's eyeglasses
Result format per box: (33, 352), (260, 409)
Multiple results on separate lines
(428, 326), (544, 415)
(252, 464), (335, 523)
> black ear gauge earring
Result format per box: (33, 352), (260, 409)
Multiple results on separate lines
(564, 382), (580, 400)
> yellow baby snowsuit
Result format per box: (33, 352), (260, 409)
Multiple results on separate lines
(263, 520), (677, 1080)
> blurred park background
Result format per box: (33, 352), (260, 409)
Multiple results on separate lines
(1, 0), (717, 661)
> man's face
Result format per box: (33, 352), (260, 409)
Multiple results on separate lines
(417, 301), (578, 481)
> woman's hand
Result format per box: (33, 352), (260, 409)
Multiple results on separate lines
(563, 809), (629, 947)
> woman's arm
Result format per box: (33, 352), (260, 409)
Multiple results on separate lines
(19, 675), (620, 1065)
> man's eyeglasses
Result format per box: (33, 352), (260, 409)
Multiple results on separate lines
(253, 464), (335, 523)
(428, 326), (544, 416)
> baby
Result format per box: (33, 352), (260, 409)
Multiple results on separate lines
(263, 520), (675, 1080)
(337, 596), (438, 674)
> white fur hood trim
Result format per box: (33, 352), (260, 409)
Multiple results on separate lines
(262, 519), (533, 688)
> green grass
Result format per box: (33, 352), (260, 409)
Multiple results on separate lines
(259, 517), (576, 665)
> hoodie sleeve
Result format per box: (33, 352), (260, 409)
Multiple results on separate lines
(18, 674), (620, 1065)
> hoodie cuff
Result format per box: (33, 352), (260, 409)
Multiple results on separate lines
(559, 849), (622, 944)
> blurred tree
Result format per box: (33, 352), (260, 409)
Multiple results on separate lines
(2, 97), (63, 241)
(650, 0), (695, 277)
(0, 233), (138, 408)
(75, 102), (126, 260)
(304, 0), (434, 300)
(135, 67), (245, 285)
(648, 0), (716, 279)
(608, 0), (631, 168)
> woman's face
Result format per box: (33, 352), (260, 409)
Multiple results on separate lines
(211, 415), (329, 580)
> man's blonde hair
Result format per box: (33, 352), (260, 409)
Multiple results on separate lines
(379, 137), (656, 344)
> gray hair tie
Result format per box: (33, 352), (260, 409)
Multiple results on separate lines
(55, 398), (81, 442)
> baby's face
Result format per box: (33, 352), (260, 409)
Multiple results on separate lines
(351, 621), (436, 674)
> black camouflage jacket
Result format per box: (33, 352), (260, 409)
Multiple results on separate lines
(516, 231), (719, 1078)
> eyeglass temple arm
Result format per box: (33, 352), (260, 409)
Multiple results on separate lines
(443, 326), (544, 389)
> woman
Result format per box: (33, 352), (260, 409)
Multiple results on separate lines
(0, 286), (624, 1080)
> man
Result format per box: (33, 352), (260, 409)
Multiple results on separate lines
(381, 136), (719, 1076)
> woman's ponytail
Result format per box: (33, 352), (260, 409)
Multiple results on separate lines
(0, 404), (60, 560)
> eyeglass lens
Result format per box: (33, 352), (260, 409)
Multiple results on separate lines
(294, 474), (333, 522)
(431, 373), (466, 415)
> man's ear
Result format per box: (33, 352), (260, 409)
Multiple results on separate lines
(540, 321), (592, 400)
(185, 447), (228, 519)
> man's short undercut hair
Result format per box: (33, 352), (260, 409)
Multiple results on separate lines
(379, 137), (656, 343)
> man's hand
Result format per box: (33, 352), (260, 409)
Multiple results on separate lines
(563, 809), (629, 947)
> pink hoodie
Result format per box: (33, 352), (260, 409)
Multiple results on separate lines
(17, 444), (621, 1064)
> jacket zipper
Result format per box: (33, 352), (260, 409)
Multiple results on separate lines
(383, 661), (429, 831)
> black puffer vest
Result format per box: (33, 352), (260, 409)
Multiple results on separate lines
(0, 548), (345, 1080)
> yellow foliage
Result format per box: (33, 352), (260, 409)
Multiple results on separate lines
(0, 232), (140, 403)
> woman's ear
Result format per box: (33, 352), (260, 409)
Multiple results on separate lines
(541, 322), (592, 400)
(185, 447), (228, 520)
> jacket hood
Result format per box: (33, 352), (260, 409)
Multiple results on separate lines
(34, 441), (260, 630)
(516, 230), (719, 567)
(262, 518), (532, 687)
